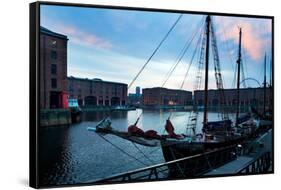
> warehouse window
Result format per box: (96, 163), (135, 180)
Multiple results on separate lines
(51, 64), (57, 75)
(51, 78), (57, 88)
(51, 50), (57, 59)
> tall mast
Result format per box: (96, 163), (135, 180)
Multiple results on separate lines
(269, 58), (272, 109)
(235, 28), (242, 127)
(269, 60), (272, 86)
(263, 53), (267, 114)
(203, 15), (211, 127)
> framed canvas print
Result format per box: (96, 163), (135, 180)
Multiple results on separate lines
(29, 1), (274, 188)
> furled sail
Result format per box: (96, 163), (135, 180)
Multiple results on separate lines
(88, 117), (186, 147)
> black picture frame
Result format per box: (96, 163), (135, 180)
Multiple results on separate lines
(30, 1), (274, 188)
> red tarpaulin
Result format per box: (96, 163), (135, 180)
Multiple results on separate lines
(165, 119), (182, 139)
(128, 125), (145, 136)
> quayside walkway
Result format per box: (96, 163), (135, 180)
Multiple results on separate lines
(205, 129), (272, 176)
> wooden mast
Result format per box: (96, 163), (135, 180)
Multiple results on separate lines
(263, 53), (267, 114)
(203, 15), (211, 127)
(269, 58), (272, 109)
(235, 28), (242, 127)
(269, 60), (272, 86)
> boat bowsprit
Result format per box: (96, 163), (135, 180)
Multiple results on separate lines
(87, 118), (163, 147)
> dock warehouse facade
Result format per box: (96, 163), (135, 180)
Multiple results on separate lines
(40, 27), (68, 109)
(68, 77), (128, 107)
(194, 87), (272, 110)
(142, 87), (192, 106)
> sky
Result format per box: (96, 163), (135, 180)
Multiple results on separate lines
(40, 5), (272, 93)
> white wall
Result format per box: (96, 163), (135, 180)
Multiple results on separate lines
(0, 0), (280, 189)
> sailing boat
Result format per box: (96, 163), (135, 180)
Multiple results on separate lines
(161, 15), (246, 166)
(160, 16), (273, 176)
(88, 15), (270, 176)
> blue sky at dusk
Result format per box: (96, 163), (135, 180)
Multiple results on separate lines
(40, 5), (272, 93)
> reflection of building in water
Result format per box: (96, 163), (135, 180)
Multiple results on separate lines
(128, 86), (142, 106)
(40, 27), (68, 109)
(142, 87), (192, 106)
(68, 77), (128, 107)
(194, 87), (272, 109)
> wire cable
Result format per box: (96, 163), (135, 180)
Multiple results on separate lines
(128, 14), (183, 89)
(162, 17), (205, 87)
(180, 25), (204, 89)
(96, 133), (149, 166)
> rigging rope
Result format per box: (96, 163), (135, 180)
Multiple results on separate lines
(131, 142), (155, 164)
(231, 63), (237, 88)
(219, 17), (236, 73)
(241, 47), (249, 87)
(180, 24), (204, 89)
(128, 14), (183, 89)
(100, 135), (163, 173)
(210, 18), (229, 120)
(96, 133), (149, 166)
(128, 17), (204, 161)
(130, 110), (157, 164)
(194, 20), (207, 91)
(161, 17), (204, 87)
(110, 146), (162, 173)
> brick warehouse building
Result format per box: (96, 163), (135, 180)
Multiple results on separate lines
(40, 27), (68, 109)
(68, 77), (128, 107)
(142, 87), (192, 106)
(194, 87), (272, 110)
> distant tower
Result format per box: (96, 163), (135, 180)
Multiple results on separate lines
(136, 86), (141, 96)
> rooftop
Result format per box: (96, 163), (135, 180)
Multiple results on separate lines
(194, 87), (271, 92)
(143, 87), (192, 93)
(67, 76), (128, 86)
(40, 26), (68, 40)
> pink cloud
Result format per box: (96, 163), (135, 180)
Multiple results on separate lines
(215, 17), (271, 61)
(49, 23), (113, 49)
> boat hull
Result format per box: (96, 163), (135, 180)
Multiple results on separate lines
(161, 138), (243, 177)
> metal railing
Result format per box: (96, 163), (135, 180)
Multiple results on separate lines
(91, 145), (237, 183)
(237, 151), (271, 174)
